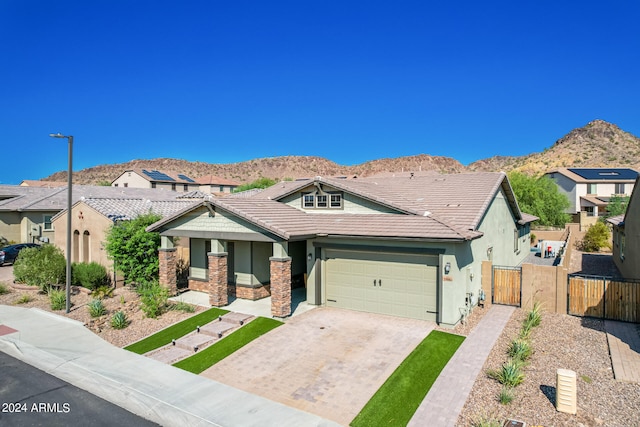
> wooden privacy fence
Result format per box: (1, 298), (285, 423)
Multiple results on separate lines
(492, 266), (522, 306)
(568, 274), (640, 323)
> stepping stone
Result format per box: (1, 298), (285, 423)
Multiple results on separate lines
(220, 312), (253, 325)
(146, 346), (191, 364)
(199, 322), (235, 338)
(175, 333), (217, 352)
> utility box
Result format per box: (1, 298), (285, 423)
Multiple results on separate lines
(556, 368), (577, 414)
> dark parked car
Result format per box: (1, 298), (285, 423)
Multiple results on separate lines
(0, 243), (40, 266)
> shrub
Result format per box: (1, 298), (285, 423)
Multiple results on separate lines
(72, 262), (110, 290)
(87, 299), (106, 317)
(169, 300), (195, 313)
(13, 245), (66, 290)
(136, 280), (169, 319)
(524, 301), (542, 328)
(472, 414), (503, 427)
(110, 311), (129, 329)
(507, 339), (532, 362)
(487, 359), (524, 388)
(49, 289), (67, 310)
(498, 386), (514, 405)
(578, 222), (611, 252)
(92, 285), (114, 299)
(0, 283), (9, 295)
(15, 294), (32, 304)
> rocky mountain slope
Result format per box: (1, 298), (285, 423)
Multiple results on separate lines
(44, 120), (640, 185)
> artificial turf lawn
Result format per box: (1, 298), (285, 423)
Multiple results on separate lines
(350, 330), (465, 427)
(124, 307), (229, 354)
(172, 316), (283, 374)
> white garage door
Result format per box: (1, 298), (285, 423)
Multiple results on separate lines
(325, 249), (439, 321)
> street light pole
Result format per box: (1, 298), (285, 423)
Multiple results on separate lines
(49, 133), (73, 313)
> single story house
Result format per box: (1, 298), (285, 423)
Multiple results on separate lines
(149, 172), (536, 327)
(608, 176), (640, 280)
(545, 168), (638, 229)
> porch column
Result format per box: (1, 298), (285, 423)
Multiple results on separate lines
(208, 239), (228, 307)
(159, 248), (177, 296)
(270, 241), (291, 318)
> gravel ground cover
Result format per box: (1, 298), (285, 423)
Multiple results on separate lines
(0, 282), (204, 348)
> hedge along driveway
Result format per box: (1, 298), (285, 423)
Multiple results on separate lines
(124, 307), (229, 354)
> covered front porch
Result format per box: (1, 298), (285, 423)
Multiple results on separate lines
(159, 235), (310, 318)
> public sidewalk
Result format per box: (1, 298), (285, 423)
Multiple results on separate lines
(0, 305), (340, 427)
(408, 304), (516, 427)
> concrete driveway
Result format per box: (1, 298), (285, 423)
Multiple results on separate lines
(201, 307), (435, 425)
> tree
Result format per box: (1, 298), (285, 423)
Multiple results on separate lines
(578, 221), (611, 252)
(605, 195), (629, 219)
(233, 177), (277, 193)
(105, 213), (162, 284)
(508, 172), (571, 227)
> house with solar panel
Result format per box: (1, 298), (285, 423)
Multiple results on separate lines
(111, 169), (200, 192)
(545, 168), (638, 229)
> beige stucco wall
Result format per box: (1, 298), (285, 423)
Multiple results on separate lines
(612, 184), (640, 280)
(0, 211), (22, 243)
(112, 172), (150, 189)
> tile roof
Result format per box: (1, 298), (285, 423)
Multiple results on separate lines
(606, 214), (625, 226)
(119, 169), (197, 184)
(195, 175), (241, 186)
(19, 180), (67, 187)
(547, 168), (639, 183)
(82, 198), (201, 222)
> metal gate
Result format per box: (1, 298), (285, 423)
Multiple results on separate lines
(492, 266), (522, 306)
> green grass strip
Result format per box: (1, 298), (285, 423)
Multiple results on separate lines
(351, 330), (465, 427)
(124, 307), (229, 354)
(173, 317), (283, 374)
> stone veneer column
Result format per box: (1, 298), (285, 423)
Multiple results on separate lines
(158, 248), (177, 296)
(270, 257), (292, 318)
(208, 252), (228, 307)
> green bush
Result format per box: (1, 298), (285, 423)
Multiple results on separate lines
(13, 245), (65, 290)
(92, 285), (114, 299)
(578, 221), (611, 252)
(72, 262), (110, 290)
(15, 294), (32, 304)
(111, 311), (129, 329)
(136, 280), (169, 319)
(0, 283), (9, 295)
(87, 299), (106, 317)
(507, 339), (532, 362)
(49, 289), (67, 310)
(498, 386), (514, 405)
(169, 301), (195, 313)
(487, 359), (524, 388)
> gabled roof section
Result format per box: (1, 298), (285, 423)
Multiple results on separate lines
(114, 169), (197, 184)
(79, 198), (202, 222)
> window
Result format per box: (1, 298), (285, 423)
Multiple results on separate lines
(43, 215), (53, 231)
(620, 233), (625, 260)
(219, 186), (224, 192)
(151, 182), (156, 188)
(514, 229), (520, 253)
(171, 183), (176, 191)
(123, 183), (128, 188)
(303, 194), (315, 208)
(330, 194), (342, 208)
(114, 183), (119, 187)
(183, 184), (188, 191)
(587, 183), (597, 194)
(584, 206), (595, 217)
(316, 195), (328, 208)
(615, 183), (625, 194)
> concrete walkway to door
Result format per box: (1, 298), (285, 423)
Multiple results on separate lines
(200, 307), (435, 426)
(408, 304), (516, 427)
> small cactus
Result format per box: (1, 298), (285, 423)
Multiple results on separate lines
(88, 299), (106, 318)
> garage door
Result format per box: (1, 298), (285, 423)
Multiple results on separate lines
(325, 249), (439, 321)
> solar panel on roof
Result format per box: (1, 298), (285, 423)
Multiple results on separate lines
(142, 170), (175, 181)
(177, 174), (195, 183)
(568, 168), (638, 180)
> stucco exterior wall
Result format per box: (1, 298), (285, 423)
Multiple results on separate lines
(0, 211), (23, 243)
(112, 172), (150, 189)
(281, 189), (398, 214)
(612, 186), (640, 280)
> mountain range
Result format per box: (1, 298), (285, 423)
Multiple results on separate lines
(44, 119), (640, 185)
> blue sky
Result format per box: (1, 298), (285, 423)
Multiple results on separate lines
(2, 1), (639, 184)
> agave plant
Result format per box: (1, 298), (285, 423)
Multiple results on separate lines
(110, 311), (129, 329)
(87, 298), (106, 318)
(508, 339), (532, 362)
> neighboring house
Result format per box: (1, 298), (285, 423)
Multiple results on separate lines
(196, 175), (241, 194)
(545, 168), (638, 228)
(111, 169), (199, 192)
(19, 180), (67, 187)
(149, 172), (536, 327)
(51, 194), (203, 283)
(608, 177), (640, 280)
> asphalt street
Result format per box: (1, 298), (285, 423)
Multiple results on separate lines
(0, 351), (159, 427)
